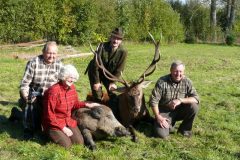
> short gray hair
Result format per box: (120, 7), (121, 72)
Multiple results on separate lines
(42, 41), (58, 53)
(59, 64), (79, 81)
(170, 60), (185, 70)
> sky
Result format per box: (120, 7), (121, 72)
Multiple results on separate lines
(179, 0), (186, 4)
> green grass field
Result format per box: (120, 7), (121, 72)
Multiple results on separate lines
(0, 43), (240, 160)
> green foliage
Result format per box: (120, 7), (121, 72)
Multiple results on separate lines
(0, 0), (57, 43)
(0, 0), (183, 44)
(169, 0), (239, 43)
(125, 0), (184, 43)
(225, 34), (236, 45)
(184, 34), (196, 44)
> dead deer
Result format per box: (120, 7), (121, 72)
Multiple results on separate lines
(89, 33), (160, 139)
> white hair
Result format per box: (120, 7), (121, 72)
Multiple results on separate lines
(42, 41), (58, 53)
(59, 64), (79, 81)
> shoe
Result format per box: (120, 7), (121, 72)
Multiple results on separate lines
(23, 128), (34, 140)
(178, 130), (192, 138)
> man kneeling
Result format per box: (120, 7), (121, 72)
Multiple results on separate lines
(149, 60), (200, 139)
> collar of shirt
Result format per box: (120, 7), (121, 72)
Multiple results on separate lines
(58, 81), (74, 92)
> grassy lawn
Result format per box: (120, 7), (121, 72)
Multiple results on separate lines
(0, 43), (240, 160)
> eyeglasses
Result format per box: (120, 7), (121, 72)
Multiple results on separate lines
(67, 76), (77, 82)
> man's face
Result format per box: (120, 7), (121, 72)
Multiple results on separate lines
(110, 36), (122, 50)
(170, 64), (185, 82)
(43, 45), (58, 64)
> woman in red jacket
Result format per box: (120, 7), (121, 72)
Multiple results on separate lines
(42, 64), (100, 148)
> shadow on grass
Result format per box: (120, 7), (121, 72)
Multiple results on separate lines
(0, 100), (18, 106)
(134, 119), (155, 138)
(0, 113), (48, 145)
(0, 114), (24, 139)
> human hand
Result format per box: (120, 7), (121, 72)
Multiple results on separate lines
(108, 83), (117, 91)
(62, 127), (73, 137)
(93, 83), (102, 91)
(20, 90), (29, 102)
(168, 99), (181, 110)
(29, 96), (37, 103)
(156, 116), (170, 129)
(85, 102), (101, 108)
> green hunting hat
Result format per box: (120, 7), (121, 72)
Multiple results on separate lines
(111, 27), (123, 39)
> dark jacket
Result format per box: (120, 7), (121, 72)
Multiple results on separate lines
(87, 41), (127, 84)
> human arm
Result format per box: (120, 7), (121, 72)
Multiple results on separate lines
(89, 43), (105, 84)
(185, 78), (200, 104)
(167, 97), (197, 110)
(20, 60), (35, 101)
(150, 81), (170, 128)
(93, 83), (102, 91)
(42, 88), (66, 131)
(178, 97), (198, 104)
(71, 85), (101, 109)
(151, 104), (170, 129)
(85, 102), (102, 108)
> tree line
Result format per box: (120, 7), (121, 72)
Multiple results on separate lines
(169, 0), (239, 44)
(0, 0), (239, 45)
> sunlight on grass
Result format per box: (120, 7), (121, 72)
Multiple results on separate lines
(0, 43), (240, 159)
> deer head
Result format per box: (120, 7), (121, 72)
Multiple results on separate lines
(90, 33), (160, 114)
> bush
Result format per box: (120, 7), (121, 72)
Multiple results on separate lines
(185, 34), (195, 44)
(225, 34), (236, 45)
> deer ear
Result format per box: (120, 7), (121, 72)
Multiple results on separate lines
(141, 81), (152, 89)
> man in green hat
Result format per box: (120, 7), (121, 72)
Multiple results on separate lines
(85, 27), (127, 115)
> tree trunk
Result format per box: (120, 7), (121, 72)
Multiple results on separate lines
(226, 0), (236, 33)
(210, 0), (217, 42)
(229, 0), (236, 30)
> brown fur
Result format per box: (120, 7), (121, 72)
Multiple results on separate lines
(86, 92), (110, 105)
(117, 82), (152, 127)
(72, 105), (131, 150)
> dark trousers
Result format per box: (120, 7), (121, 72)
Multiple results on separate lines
(154, 103), (199, 138)
(88, 72), (119, 115)
(88, 72), (113, 101)
(19, 96), (43, 132)
(48, 126), (84, 148)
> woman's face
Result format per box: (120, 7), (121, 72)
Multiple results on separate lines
(64, 76), (77, 87)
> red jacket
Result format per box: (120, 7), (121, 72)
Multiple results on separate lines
(42, 82), (86, 131)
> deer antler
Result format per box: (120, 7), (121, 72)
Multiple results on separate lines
(90, 44), (130, 87)
(137, 32), (160, 83)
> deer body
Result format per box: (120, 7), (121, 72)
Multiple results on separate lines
(115, 81), (152, 127)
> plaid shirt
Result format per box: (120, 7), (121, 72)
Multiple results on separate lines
(150, 74), (199, 109)
(20, 55), (62, 96)
(42, 82), (86, 131)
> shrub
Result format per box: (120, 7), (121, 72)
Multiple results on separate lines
(225, 34), (235, 45)
(185, 34), (195, 44)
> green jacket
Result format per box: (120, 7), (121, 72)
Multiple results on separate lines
(87, 41), (127, 84)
